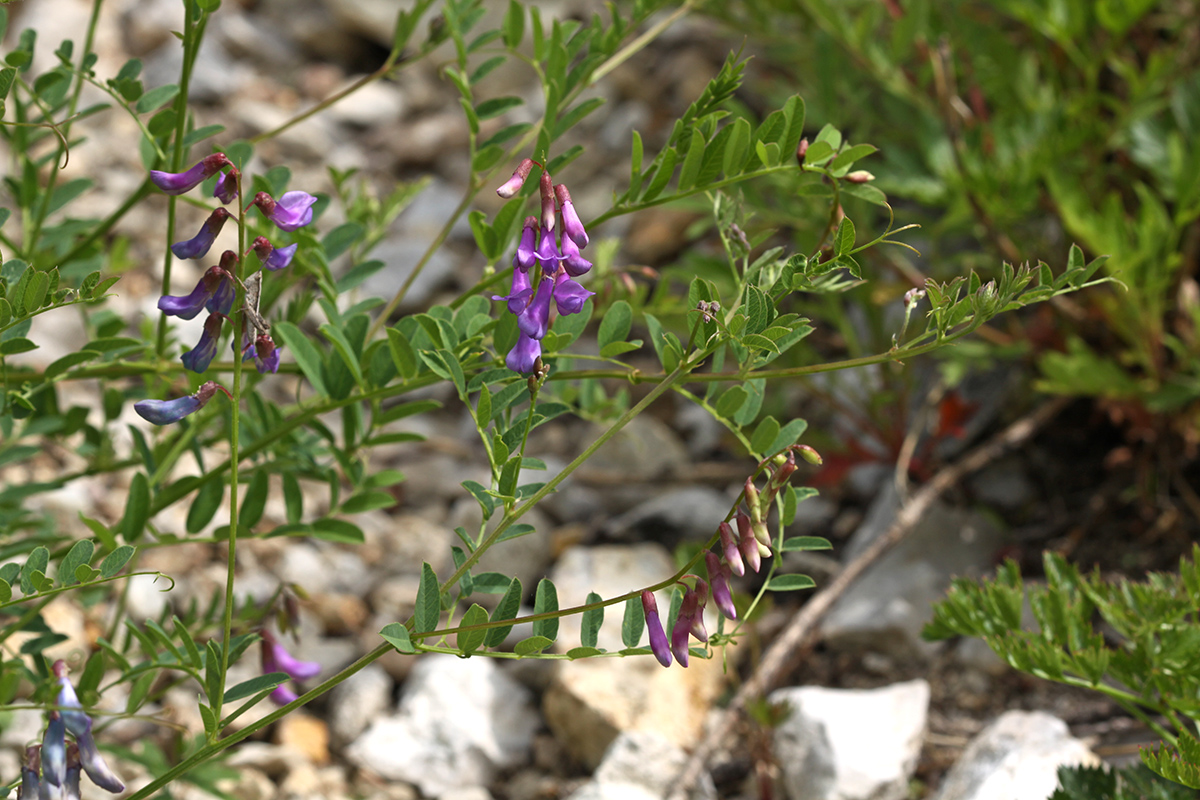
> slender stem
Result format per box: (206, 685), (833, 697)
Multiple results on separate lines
(214, 170), (246, 730)
(157, 2), (205, 357)
(27, 0), (104, 251)
(59, 180), (153, 267)
(588, 0), (696, 86)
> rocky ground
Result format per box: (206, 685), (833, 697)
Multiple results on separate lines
(3, 1), (1198, 800)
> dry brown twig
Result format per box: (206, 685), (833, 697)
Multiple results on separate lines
(667, 395), (1072, 800)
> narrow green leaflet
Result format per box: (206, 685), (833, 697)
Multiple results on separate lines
(224, 673), (286, 702)
(58, 540), (94, 586)
(767, 574), (817, 591)
(532, 578), (559, 642)
(781, 536), (832, 552)
(484, 577), (522, 647)
(581, 592), (603, 648)
(622, 596), (644, 648)
(275, 322), (329, 396)
(123, 473), (150, 542)
(380, 622), (417, 654)
(514, 635), (553, 656)
(414, 562), (440, 634)
(99, 545), (135, 578)
(456, 603), (489, 655)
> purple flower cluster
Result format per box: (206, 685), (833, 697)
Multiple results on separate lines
(642, 447), (816, 668)
(17, 661), (125, 800)
(138, 154), (315, 425)
(260, 629), (321, 705)
(492, 161), (595, 374)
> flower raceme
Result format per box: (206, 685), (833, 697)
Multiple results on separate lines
(491, 163), (595, 374)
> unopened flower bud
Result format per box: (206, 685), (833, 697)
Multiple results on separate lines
(555, 184), (588, 247)
(496, 158), (535, 198)
(796, 138), (809, 163)
(846, 170), (875, 183)
(738, 526), (762, 573)
(540, 171), (556, 232)
(904, 287), (926, 307)
(641, 590), (671, 667)
(706, 552), (737, 620)
(718, 521), (744, 577)
(796, 444), (823, 465)
(745, 477), (763, 523)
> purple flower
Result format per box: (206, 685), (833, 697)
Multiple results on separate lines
(213, 170), (238, 204)
(243, 333), (281, 374)
(20, 745), (40, 800)
(641, 590), (671, 668)
(671, 589), (705, 667)
(42, 712), (65, 788)
(64, 744), (81, 800)
(735, 509), (762, 572)
(514, 217), (538, 271)
(182, 314), (224, 373)
(517, 275), (554, 340)
(706, 552), (737, 620)
(158, 264), (233, 320)
(150, 153), (231, 195)
(492, 265), (533, 314)
(251, 236), (298, 271)
(261, 630), (321, 706)
(505, 333), (542, 374)
(555, 184), (588, 247)
(134, 381), (230, 426)
(496, 158), (535, 199)
(535, 227), (561, 272)
(172, 208), (231, 260)
(559, 234), (592, 277)
(718, 521), (744, 577)
(252, 191), (317, 232)
(553, 270), (594, 316)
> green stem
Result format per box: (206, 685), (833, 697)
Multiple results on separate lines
(214, 169), (246, 730)
(26, 0), (104, 252)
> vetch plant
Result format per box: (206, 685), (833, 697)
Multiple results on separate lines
(0, 1), (1112, 798)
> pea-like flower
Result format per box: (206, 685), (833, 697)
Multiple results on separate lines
(705, 552), (737, 620)
(213, 170), (238, 204)
(496, 158), (535, 199)
(172, 208), (231, 260)
(671, 588), (706, 667)
(158, 261), (234, 320)
(242, 333), (281, 374)
(514, 217), (538, 271)
(54, 661), (124, 794)
(251, 236), (298, 271)
(134, 381), (231, 426)
(718, 521), (744, 577)
(42, 711), (65, 788)
(517, 276), (554, 340)
(182, 313), (224, 374)
(19, 745), (40, 800)
(64, 744), (82, 800)
(150, 153), (231, 195)
(261, 630), (321, 706)
(505, 333), (542, 375)
(559, 234), (592, 277)
(641, 590), (671, 668)
(554, 184), (588, 247)
(553, 271), (594, 316)
(251, 191), (317, 232)
(492, 265), (533, 314)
